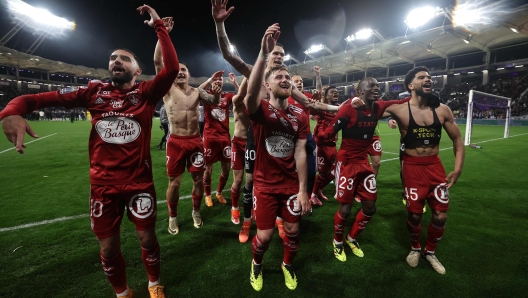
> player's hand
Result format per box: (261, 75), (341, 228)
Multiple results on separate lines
(297, 192), (310, 216)
(161, 16), (174, 33)
(212, 0), (235, 23)
(228, 72), (236, 84)
(388, 119), (397, 129)
(210, 83), (222, 95)
(446, 170), (461, 189)
(312, 90), (321, 101)
(210, 70), (225, 81)
(351, 97), (366, 109)
(313, 65), (320, 74)
(137, 4), (161, 27)
(1, 115), (39, 154)
(261, 23), (280, 55)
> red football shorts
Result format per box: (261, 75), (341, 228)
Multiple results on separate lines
(334, 160), (377, 204)
(253, 186), (302, 230)
(402, 155), (449, 213)
(203, 135), (231, 164)
(166, 134), (205, 177)
(231, 136), (246, 171)
(368, 136), (382, 157)
(316, 145), (337, 173)
(90, 182), (157, 239)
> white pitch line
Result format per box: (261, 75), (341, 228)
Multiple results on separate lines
(2, 132), (527, 232)
(0, 133), (58, 154)
(383, 151), (400, 155)
(0, 190), (227, 233)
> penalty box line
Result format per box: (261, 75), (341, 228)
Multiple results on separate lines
(3, 132), (528, 233)
(0, 133), (58, 154)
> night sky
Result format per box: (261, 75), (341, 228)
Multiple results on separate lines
(1, 0), (523, 78)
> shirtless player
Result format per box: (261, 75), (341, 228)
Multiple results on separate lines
(154, 17), (221, 234)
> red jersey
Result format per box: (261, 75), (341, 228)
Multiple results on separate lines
(288, 91), (312, 131)
(249, 100), (309, 189)
(312, 109), (338, 146)
(323, 98), (409, 162)
(203, 92), (234, 137)
(0, 20), (179, 185)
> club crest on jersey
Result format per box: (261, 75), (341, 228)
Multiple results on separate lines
(128, 193), (155, 219)
(265, 135), (294, 158)
(434, 183), (449, 204)
(223, 146), (232, 158)
(128, 93), (139, 105)
(339, 190), (344, 197)
(191, 152), (205, 168)
(292, 121), (298, 131)
(372, 140), (382, 152)
(95, 116), (141, 144)
(211, 108), (226, 121)
(110, 99), (123, 109)
(363, 174), (377, 193)
(286, 194), (301, 216)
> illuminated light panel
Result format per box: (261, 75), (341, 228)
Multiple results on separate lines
(304, 44), (324, 54)
(405, 6), (441, 29)
(5, 0), (75, 35)
(355, 29), (373, 40)
(497, 68), (504, 70)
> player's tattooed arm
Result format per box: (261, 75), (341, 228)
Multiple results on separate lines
(218, 36), (253, 78)
(198, 87), (220, 105)
(291, 88), (338, 112)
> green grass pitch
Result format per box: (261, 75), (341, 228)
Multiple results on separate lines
(0, 119), (527, 297)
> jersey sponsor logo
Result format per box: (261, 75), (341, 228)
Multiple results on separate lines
(270, 113), (277, 118)
(286, 194), (301, 216)
(211, 108), (226, 121)
(191, 152), (205, 168)
(223, 146), (232, 158)
(424, 140), (430, 144)
(94, 97), (105, 104)
(95, 116), (141, 144)
(59, 86), (79, 94)
(97, 90), (112, 97)
(290, 105), (303, 114)
(372, 140), (382, 152)
(363, 174), (377, 194)
(400, 143), (405, 151)
(110, 99), (124, 109)
(128, 93), (139, 105)
(434, 183), (449, 204)
(292, 121), (298, 131)
(265, 135), (294, 158)
(128, 193), (155, 219)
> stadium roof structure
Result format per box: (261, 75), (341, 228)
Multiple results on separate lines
(1, 8), (528, 87)
(287, 8), (528, 79)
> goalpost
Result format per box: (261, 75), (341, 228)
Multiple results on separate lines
(464, 90), (512, 146)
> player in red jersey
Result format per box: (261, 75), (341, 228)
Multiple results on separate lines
(199, 72), (235, 207)
(311, 86), (340, 206)
(323, 77), (408, 262)
(211, 0), (339, 243)
(382, 66), (464, 274)
(153, 20), (221, 236)
(244, 24), (310, 292)
(0, 5), (175, 298)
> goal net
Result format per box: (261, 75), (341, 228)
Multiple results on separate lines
(464, 90), (512, 146)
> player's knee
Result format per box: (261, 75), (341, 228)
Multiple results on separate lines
(432, 211), (447, 226)
(245, 174), (253, 187)
(408, 212), (422, 224)
(362, 205), (376, 216)
(283, 223), (299, 235)
(168, 179), (181, 191)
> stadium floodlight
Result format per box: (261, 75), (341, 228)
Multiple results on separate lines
(284, 54), (300, 64)
(304, 44), (324, 54)
(355, 29), (373, 40)
(345, 35), (355, 42)
(405, 6), (444, 29)
(5, 0), (75, 33)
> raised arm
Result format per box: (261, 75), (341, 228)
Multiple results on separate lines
(138, 5), (179, 100)
(199, 70), (224, 90)
(153, 17), (173, 74)
(245, 24), (280, 114)
(314, 65), (322, 93)
(232, 77), (248, 106)
(198, 85), (221, 105)
(212, 0), (253, 78)
(229, 72), (240, 91)
(291, 88), (339, 112)
(321, 104), (352, 142)
(441, 104), (465, 189)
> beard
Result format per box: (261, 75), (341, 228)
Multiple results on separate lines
(110, 70), (134, 85)
(415, 88), (440, 108)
